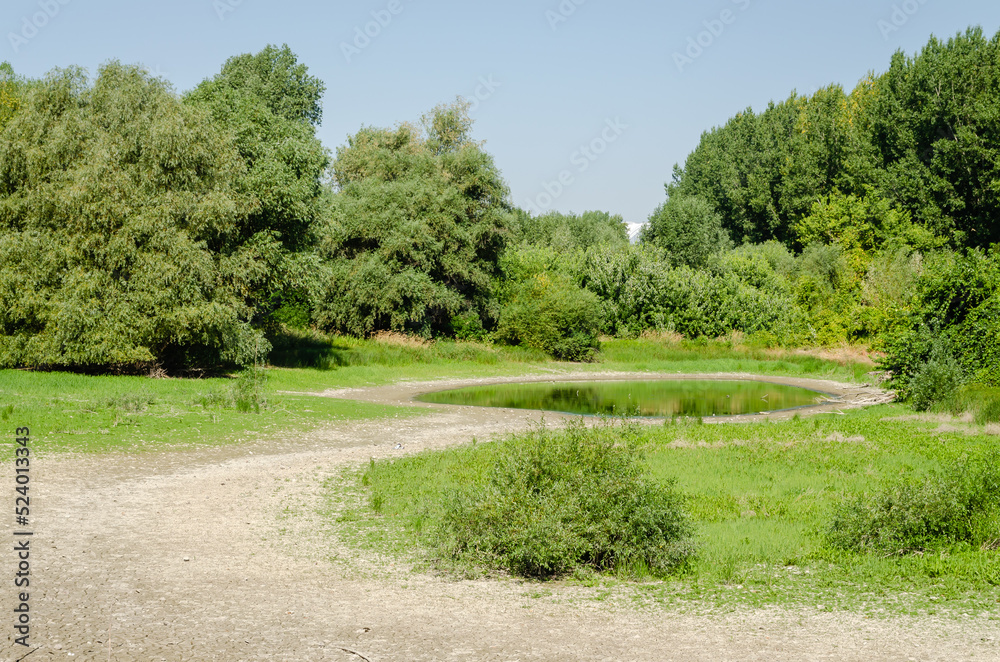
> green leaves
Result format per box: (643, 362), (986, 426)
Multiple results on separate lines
(0, 62), (269, 371)
(642, 194), (731, 269)
(315, 102), (512, 338)
(185, 44), (329, 253)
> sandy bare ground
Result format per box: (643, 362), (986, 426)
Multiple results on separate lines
(3, 373), (998, 661)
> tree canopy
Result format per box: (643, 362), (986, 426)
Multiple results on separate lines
(0, 63), (267, 370)
(314, 101), (513, 337)
(667, 27), (1000, 251)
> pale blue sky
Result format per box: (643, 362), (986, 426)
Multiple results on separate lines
(4, 0), (999, 227)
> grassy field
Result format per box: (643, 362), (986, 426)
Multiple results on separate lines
(0, 332), (877, 460)
(0, 368), (416, 460)
(336, 404), (1000, 617)
(3, 331), (998, 616)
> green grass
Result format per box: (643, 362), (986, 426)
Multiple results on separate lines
(334, 405), (1000, 616)
(946, 385), (1000, 424)
(599, 338), (874, 382)
(0, 332), (876, 461)
(0, 368), (418, 459)
(267, 329), (873, 394)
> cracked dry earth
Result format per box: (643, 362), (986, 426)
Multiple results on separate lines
(3, 373), (999, 661)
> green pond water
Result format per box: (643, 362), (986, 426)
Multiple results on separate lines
(416, 380), (832, 417)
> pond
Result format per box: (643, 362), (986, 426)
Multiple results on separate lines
(416, 379), (833, 418)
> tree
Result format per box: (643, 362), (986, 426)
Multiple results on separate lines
(185, 45), (329, 329)
(641, 194), (730, 269)
(670, 26), (1000, 251)
(863, 27), (1000, 248)
(0, 63), (269, 370)
(185, 44), (328, 248)
(510, 209), (629, 252)
(315, 100), (513, 337)
(795, 188), (943, 274)
(0, 62), (30, 134)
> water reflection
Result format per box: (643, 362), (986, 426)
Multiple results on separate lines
(417, 380), (830, 417)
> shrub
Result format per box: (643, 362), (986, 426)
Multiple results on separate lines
(581, 244), (804, 340)
(437, 421), (695, 578)
(196, 367), (269, 412)
(496, 272), (602, 361)
(642, 194), (731, 269)
(450, 311), (488, 342)
(880, 249), (1000, 391)
(908, 344), (964, 412)
(826, 454), (1000, 555)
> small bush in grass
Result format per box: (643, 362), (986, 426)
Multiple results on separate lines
(826, 454), (1000, 555)
(195, 367), (269, 412)
(496, 273), (602, 362)
(232, 367), (268, 412)
(908, 343), (964, 412)
(437, 421), (695, 578)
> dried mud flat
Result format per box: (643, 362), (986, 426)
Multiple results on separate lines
(3, 373), (998, 661)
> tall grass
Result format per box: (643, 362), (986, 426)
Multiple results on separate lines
(946, 385), (1000, 424)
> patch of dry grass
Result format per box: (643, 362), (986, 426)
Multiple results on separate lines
(371, 331), (432, 348)
(640, 329), (685, 344)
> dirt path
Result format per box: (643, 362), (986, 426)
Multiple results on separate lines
(3, 374), (997, 661)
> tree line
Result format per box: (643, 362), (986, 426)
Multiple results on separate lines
(0, 30), (997, 406)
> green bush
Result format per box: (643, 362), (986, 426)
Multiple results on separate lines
(450, 310), (488, 342)
(642, 194), (731, 269)
(582, 244), (804, 340)
(908, 347), (964, 412)
(196, 367), (269, 412)
(437, 421), (695, 578)
(880, 249), (1000, 391)
(827, 454), (1000, 555)
(496, 272), (602, 361)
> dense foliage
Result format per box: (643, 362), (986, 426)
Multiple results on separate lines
(641, 194), (731, 269)
(429, 421), (695, 578)
(0, 63), (267, 370)
(828, 453), (1000, 555)
(1, 28), (999, 392)
(314, 101), (513, 338)
(669, 27), (1000, 250)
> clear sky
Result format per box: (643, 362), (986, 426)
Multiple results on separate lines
(4, 0), (1000, 228)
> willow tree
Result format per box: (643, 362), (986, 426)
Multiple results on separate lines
(0, 62), (29, 133)
(185, 45), (330, 328)
(315, 100), (513, 337)
(0, 63), (270, 370)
